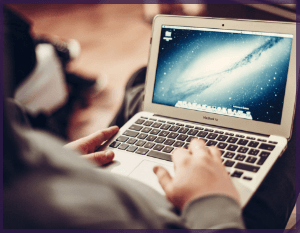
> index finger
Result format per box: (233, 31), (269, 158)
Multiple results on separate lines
(85, 126), (119, 150)
(189, 138), (208, 156)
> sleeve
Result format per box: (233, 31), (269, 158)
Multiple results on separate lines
(181, 195), (246, 229)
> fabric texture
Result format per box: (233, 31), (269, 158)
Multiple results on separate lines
(4, 101), (245, 229)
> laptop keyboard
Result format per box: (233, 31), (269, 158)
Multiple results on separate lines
(109, 116), (278, 181)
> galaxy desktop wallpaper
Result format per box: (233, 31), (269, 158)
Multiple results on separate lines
(152, 26), (293, 124)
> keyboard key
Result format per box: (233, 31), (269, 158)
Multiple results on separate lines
(169, 125), (180, 132)
(150, 129), (161, 135)
(235, 163), (260, 173)
(207, 133), (218, 139)
(126, 146), (138, 152)
(225, 132), (234, 136)
(154, 137), (166, 144)
(153, 144), (164, 151)
(141, 127), (152, 133)
(205, 129), (214, 132)
(178, 127), (189, 134)
(163, 146), (174, 153)
(220, 150), (225, 155)
(237, 146), (248, 153)
(268, 141), (278, 144)
(152, 122), (162, 128)
(116, 136), (129, 142)
(243, 176), (253, 181)
(227, 145), (238, 151)
(146, 135), (157, 141)
(158, 120), (166, 123)
(109, 141), (120, 148)
(259, 143), (275, 151)
(227, 137), (238, 143)
(144, 142), (155, 149)
(127, 138), (137, 144)
(135, 140), (146, 147)
(140, 116), (148, 119)
(235, 154), (246, 161)
(176, 123), (184, 126)
(129, 124), (143, 131)
(231, 171), (243, 178)
(164, 139), (175, 146)
(135, 148), (149, 155)
(167, 121), (175, 124)
(245, 156), (257, 164)
(158, 130), (169, 137)
(168, 133), (179, 139)
(150, 118), (157, 121)
(248, 149), (260, 156)
(137, 133), (148, 139)
(246, 136), (256, 140)
(215, 130), (224, 134)
(135, 119), (145, 124)
(143, 121), (153, 126)
(177, 134), (188, 141)
(237, 139), (249, 145)
(197, 131), (208, 138)
(123, 130), (139, 137)
(195, 126), (204, 130)
(206, 140), (218, 146)
(187, 129), (199, 136)
(224, 160), (235, 167)
(257, 139), (267, 142)
(224, 152), (235, 159)
(217, 142), (228, 149)
(248, 141), (259, 148)
(185, 125), (194, 128)
(257, 151), (270, 165)
(173, 141), (185, 147)
(160, 124), (171, 130)
(118, 143), (129, 150)
(236, 134), (245, 138)
(186, 136), (196, 142)
(148, 150), (171, 161)
(216, 135), (228, 141)
(184, 143), (189, 149)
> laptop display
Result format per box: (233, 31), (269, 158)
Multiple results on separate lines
(152, 25), (293, 125)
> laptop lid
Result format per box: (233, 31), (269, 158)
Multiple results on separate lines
(144, 15), (296, 139)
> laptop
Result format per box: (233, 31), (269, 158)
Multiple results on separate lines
(100, 15), (297, 208)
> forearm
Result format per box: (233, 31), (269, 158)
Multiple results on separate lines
(181, 195), (246, 230)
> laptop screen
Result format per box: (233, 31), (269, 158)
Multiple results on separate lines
(152, 25), (293, 125)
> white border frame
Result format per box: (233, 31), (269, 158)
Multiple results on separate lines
(144, 15), (296, 139)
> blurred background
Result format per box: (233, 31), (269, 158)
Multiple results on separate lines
(7, 4), (296, 141)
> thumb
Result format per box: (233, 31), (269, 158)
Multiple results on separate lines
(153, 166), (173, 196)
(82, 150), (114, 166)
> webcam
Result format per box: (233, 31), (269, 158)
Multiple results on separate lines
(222, 24), (224, 26)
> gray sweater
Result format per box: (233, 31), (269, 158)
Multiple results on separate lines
(4, 124), (245, 229)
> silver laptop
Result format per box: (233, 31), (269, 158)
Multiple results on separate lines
(101, 15), (297, 208)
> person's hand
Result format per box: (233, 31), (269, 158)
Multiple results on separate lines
(153, 138), (240, 210)
(64, 126), (119, 166)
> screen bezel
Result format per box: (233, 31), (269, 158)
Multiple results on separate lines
(144, 15), (296, 139)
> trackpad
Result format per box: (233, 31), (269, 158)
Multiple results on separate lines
(128, 160), (174, 195)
